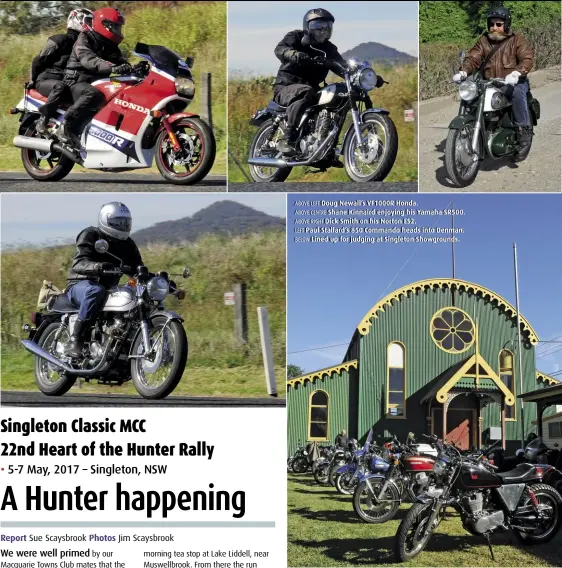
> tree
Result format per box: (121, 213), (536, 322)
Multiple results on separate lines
(287, 364), (304, 380)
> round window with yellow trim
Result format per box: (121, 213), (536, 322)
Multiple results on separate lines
(430, 308), (475, 353)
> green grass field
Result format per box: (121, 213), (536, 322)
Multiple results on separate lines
(288, 473), (562, 567)
(1, 349), (284, 398)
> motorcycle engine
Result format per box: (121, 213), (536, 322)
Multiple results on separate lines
(462, 492), (505, 534)
(298, 110), (333, 157)
(414, 472), (430, 489)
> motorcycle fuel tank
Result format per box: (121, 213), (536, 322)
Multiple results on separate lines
(102, 285), (137, 312)
(456, 463), (501, 489)
(403, 456), (435, 472)
(484, 86), (511, 112)
(317, 83), (347, 108)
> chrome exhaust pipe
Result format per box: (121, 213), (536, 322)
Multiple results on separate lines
(21, 339), (74, 372)
(13, 135), (54, 153)
(247, 126), (339, 169)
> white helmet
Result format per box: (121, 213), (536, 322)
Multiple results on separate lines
(67, 8), (94, 33)
(98, 202), (132, 241)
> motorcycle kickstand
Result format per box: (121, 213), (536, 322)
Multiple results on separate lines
(483, 533), (495, 562)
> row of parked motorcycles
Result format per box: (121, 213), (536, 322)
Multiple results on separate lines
(288, 432), (562, 562)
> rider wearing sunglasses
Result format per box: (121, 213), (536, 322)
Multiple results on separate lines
(452, 6), (534, 154)
(273, 8), (348, 157)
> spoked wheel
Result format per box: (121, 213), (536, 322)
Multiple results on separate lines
(394, 503), (439, 562)
(21, 122), (74, 181)
(131, 317), (188, 399)
(353, 479), (401, 523)
(314, 462), (330, 484)
(444, 122), (480, 187)
(248, 119), (292, 182)
(155, 117), (215, 185)
(292, 456), (308, 474)
(343, 114), (398, 182)
(335, 471), (358, 495)
(34, 322), (76, 396)
(512, 484), (562, 544)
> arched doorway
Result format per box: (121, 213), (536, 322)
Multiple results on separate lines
(432, 393), (479, 450)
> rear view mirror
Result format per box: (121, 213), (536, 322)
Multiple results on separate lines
(94, 239), (109, 254)
(185, 56), (194, 68)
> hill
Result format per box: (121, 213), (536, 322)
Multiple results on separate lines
(132, 201), (286, 246)
(341, 42), (417, 65)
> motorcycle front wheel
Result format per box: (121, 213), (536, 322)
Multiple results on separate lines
(155, 117), (215, 185)
(34, 322), (76, 396)
(314, 462), (330, 484)
(248, 119), (292, 182)
(512, 484), (562, 544)
(335, 471), (358, 495)
(394, 502), (438, 562)
(21, 121), (74, 181)
(343, 114), (398, 182)
(353, 479), (400, 524)
(130, 317), (188, 399)
(291, 456), (308, 474)
(444, 122), (480, 187)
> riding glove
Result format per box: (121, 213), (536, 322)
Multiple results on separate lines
(95, 262), (115, 275)
(452, 71), (467, 83)
(505, 70), (521, 86)
(111, 63), (132, 75)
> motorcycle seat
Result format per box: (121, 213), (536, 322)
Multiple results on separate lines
(496, 463), (535, 483)
(28, 89), (48, 103)
(266, 100), (287, 113)
(48, 294), (79, 313)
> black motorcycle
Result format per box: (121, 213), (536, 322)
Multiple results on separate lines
(445, 52), (540, 187)
(247, 57), (398, 183)
(394, 434), (562, 562)
(21, 239), (189, 399)
(288, 441), (309, 474)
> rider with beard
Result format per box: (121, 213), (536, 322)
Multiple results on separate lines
(273, 8), (349, 158)
(31, 8), (94, 135)
(453, 6), (534, 155)
(58, 8), (132, 149)
(64, 202), (144, 358)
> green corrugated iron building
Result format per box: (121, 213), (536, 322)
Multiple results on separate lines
(287, 278), (558, 455)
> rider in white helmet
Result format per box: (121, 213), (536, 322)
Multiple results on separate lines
(33, 8), (94, 135)
(64, 203), (145, 358)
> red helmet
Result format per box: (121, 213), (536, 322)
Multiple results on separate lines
(92, 8), (125, 45)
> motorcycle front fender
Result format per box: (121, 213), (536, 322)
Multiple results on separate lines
(128, 310), (185, 356)
(448, 112), (476, 130)
(337, 464), (355, 475)
(168, 111), (200, 123)
(415, 493), (436, 505)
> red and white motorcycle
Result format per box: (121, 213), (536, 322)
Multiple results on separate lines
(10, 42), (215, 185)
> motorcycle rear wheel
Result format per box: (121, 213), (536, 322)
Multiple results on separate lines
(512, 484), (562, 544)
(155, 117), (215, 185)
(131, 317), (188, 399)
(353, 479), (400, 524)
(21, 122), (74, 181)
(291, 456), (308, 474)
(444, 123), (480, 187)
(248, 120), (292, 182)
(34, 323), (76, 396)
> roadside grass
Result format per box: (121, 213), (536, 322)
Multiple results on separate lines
(0, 146), (226, 176)
(1, 350), (285, 398)
(287, 473), (562, 567)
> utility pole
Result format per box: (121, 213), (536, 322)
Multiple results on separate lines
(513, 243), (525, 449)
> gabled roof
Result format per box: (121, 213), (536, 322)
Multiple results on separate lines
(356, 278), (539, 345)
(287, 360), (358, 388)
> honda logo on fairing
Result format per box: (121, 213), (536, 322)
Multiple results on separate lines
(89, 124), (125, 147)
(114, 98), (150, 115)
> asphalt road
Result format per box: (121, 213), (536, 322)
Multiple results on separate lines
(1, 390), (285, 407)
(229, 181), (418, 192)
(0, 172), (226, 192)
(419, 81), (561, 192)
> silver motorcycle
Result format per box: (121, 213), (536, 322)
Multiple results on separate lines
(21, 239), (189, 399)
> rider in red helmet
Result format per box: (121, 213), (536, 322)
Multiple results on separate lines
(58, 7), (132, 149)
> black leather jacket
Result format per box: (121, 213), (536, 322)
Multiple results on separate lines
(66, 30), (127, 82)
(67, 226), (143, 289)
(274, 29), (347, 91)
(31, 29), (80, 81)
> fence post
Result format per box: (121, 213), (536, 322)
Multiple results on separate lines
(233, 282), (248, 346)
(201, 72), (213, 130)
(257, 307), (277, 397)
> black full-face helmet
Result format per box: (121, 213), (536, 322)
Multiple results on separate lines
(487, 5), (512, 34)
(303, 8), (335, 44)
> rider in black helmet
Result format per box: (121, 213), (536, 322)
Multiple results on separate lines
(273, 8), (348, 157)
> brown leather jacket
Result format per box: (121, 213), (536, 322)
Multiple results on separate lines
(461, 32), (534, 79)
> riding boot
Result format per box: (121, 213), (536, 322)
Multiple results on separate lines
(58, 120), (82, 149)
(516, 126), (532, 154)
(65, 318), (87, 358)
(277, 128), (297, 156)
(35, 115), (49, 135)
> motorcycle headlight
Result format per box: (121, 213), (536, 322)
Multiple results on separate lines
(459, 80), (477, 102)
(433, 458), (448, 476)
(358, 68), (377, 92)
(175, 75), (195, 98)
(147, 276), (169, 301)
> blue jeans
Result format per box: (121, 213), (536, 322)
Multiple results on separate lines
(66, 280), (106, 322)
(504, 82), (530, 127)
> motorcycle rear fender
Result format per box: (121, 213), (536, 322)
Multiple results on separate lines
(28, 314), (61, 343)
(249, 109), (272, 127)
(18, 112), (40, 135)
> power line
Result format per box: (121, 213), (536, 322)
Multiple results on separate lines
(288, 342), (349, 355)
(537, 345), (562, 359)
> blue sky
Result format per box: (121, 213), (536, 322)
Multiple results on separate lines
(228, 1), (419, 75)
(287, 193), (562, 378)
(1, 194), (286, 248)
